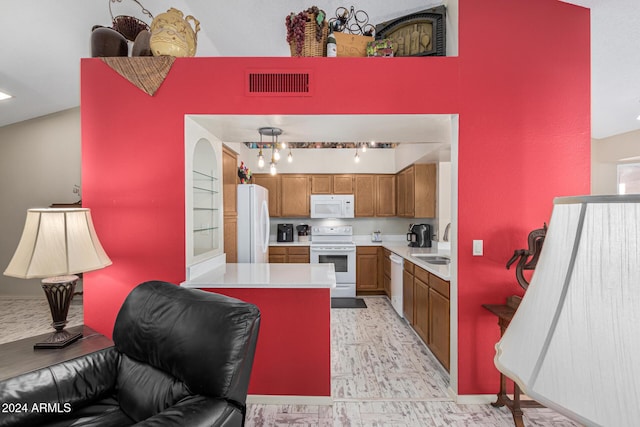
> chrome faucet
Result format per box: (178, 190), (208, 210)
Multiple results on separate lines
(443, 223), (451, 242)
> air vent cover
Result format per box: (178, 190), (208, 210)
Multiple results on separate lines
(246, 70), (312, 96)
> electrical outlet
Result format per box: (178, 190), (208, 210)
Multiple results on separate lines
(473, 240), (483, 256)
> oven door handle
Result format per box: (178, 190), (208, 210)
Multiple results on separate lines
(310, 247), (356, 252)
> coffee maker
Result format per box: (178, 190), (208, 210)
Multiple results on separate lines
(407, 224), (432, 247)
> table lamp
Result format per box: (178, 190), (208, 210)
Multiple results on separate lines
(4, 208), (112, 349)
(495, 195), (640, 426)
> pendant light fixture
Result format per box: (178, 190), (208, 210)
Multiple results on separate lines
(361, 142), (367, 153)
(257, 132), (265, 169)
(287, 148), (293, 163)
(258, 126), (285, 175)
(354, 148), (360, 163)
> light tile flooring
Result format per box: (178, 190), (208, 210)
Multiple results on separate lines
(246, 297), (582, 427)
(0, 296), (581, 426)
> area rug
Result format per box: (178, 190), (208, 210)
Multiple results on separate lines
(331, 298), (367, 309)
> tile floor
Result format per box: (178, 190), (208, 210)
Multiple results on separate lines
(0, 295), (581, 426)
(246, 297), (582, 427)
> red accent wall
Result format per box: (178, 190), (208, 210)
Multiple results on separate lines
(200, 288), (331, 396)
(81, 0), (590, 396)
(456, 0), (590, 394)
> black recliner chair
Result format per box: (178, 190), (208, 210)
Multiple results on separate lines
(0, 280), (261, 426)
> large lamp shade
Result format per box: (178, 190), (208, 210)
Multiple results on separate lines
(495, 195), (640, 426)
(4, 208), (111, 348)
(4, 208), (111, 278)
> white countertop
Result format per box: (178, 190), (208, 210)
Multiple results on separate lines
(383, 243), (451, 281)
(269, 234), (409, 247)
(181, 263), (336, 289)
(268, 235), (451, 281)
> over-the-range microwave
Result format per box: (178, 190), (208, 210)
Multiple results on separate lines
(310, 194), (354, 218)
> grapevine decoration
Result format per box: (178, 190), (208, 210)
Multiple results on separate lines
(286, 6), (326, 56)
(329, 6), (374, 36)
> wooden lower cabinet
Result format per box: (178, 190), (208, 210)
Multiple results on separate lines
(287, 246), (310, 263)
(399, 261), (451, 372)
(268, 246), (287, 263)
(402, 268), (414, 325)
(429, 287), (450, 371)
(356, 246), (380, 292)
(413, 276), (430, 344)
(268, 246), (309, 263)
(382, 248), (391, 297)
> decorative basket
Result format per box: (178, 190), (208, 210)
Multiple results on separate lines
(289, 20), (328, 57)
(109, 0), (154, 42)
(113, 15), (149, 41)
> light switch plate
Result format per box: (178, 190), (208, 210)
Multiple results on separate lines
(473, 240), (483, 256)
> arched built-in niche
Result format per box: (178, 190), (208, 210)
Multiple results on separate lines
(185, 118), (224, 279)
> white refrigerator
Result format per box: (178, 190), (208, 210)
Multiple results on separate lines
(237, 184), (270, 263)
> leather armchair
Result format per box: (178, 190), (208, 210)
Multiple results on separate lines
(0, 280), (261, 427)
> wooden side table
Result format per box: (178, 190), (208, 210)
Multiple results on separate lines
(0, 325), (113, 381)
(483, 296), (544, 427)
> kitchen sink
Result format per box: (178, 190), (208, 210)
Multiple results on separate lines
(410, 254), (451, 265)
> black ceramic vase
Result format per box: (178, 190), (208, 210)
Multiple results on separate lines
(91, 26), (128, 57)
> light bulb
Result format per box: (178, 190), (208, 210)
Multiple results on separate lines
(270, 162), (277, 175)
(370, 140), (376, 146)
(287, 150), (293, 162)
(354, 151), (360, 163)
(257, 153), (265, 169)
(274, 149), (281, 162)
(281, 141), (287, 149)
(362, 143), (367, 152)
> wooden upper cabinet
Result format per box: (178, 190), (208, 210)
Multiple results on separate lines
(280, 175), (310, 217)
(333, 175), (354, 194)
(222, 145), (237, 216)
(376, 175), (396, 217)
(223, 216), (237, 263)
(253, 174), (281, 217)
(311, 175), (333, 194)
(397, 164), (436, 218)
(397, 169), (406, 217)
(354, 175), (375, 217)
(414, 163), (436, 218)
(311, 174), (353, 194)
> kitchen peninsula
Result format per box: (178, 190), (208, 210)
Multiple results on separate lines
(181, 262), (335, 404)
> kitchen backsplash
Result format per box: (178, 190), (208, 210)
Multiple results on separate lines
(270, 217), (438, 240)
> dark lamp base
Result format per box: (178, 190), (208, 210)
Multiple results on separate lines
(34, 330), (83, 349)
(35, 275), (81, 350)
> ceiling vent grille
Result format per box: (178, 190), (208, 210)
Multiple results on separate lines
(246, 71), (312, 96)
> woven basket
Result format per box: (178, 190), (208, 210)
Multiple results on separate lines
(289, 20), (328, 57)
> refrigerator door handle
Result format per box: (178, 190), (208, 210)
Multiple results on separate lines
(260, 199), (270, 254)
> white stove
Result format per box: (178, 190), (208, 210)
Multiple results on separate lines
(310, 226), (356, 298)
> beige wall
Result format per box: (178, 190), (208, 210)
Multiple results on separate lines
(592, 129), (640, 195)
(0, 108), (81, 297)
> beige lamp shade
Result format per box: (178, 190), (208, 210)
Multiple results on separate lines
(4, 208), (112, 279)
(495, 195), (640, 427)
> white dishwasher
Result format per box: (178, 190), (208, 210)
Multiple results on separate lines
(389, 253), (404, 316)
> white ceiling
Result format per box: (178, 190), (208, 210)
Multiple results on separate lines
(190, 114), (453, 144)
(1, 0), (639, 140)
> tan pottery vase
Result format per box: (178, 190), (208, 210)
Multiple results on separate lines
(149, 8), (200, 57)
